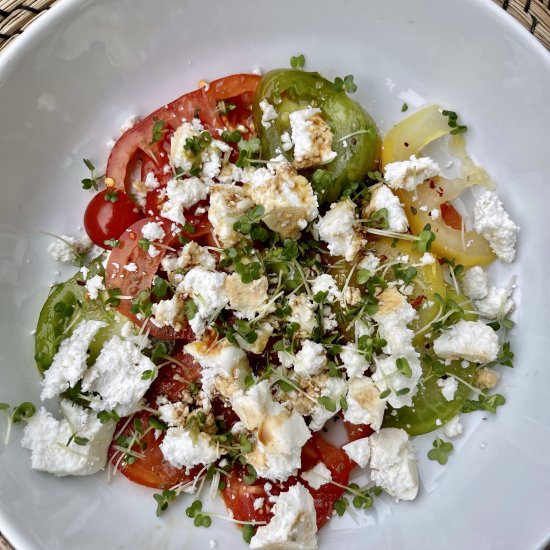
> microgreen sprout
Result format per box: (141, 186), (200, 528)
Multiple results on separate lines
(81, 158), (103, 190)
(401, 102), (409, 112)
(104, 190), (119, 203)
(150, 119), (166, 145)
(333, 75), (357, 93)
(221, 130), (242, 143)
(441, 109), (468, 135)
(290, 54), (305, 69)
(427, 438), (454, 465)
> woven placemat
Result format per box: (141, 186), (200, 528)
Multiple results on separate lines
(0, 0), (549, 548)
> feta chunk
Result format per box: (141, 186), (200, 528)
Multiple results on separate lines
(288, 294), (317, 338)
(41, 320), (107, 400)
(461, 266), (489, 300)
(161, 177), (208, 226)
(84, 274), (105, 300)
(358, 251), (380, 272)
(208, 184), (254, 247)
(300, 462), (332, 490)
(363, 184), (409, 233)
(311, 273), (341, 302)
(243, 164), (318, 239)
(443, 416), (463, 438)
(81, 335), (157, 416)
(343, 376), (386, 431)
(473, 286), (514, 319)
(316, 199), (362, 261)
(238, 322), (274, 355)
(249, 484), (318, 550)
(437, 376), (458, 401)
(179, 267), (228, 336)
(308, 376), (346, 431)
(419, 252), (436, 266)
(368, 428), (418, 500)
(475, 367), (501, 389)
(383, 155), (441, 192)
(185, 338), (250, 401)
(433, 320), (499, 364)
(21, 400), (116, 476)
(160, 429), (221, 470)
(151, 293), (186, 330)
(47, 235), (92, 264)
(340, 344), (369, 378)
(293, 340), (327, 376)
(289, 107), (337, 169)
(473, 191), (519, 263)
(141, 221), (166, 242)
(162, 241), (217, 283)
(259, 99), (278, 129)
(225, 274), (269, 319)
(342, 437), (371, 468)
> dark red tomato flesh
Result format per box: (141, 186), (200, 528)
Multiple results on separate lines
(343, 420), (374, 443)
(84, 189), (143, 248)
(440, 202), (463, 231)
(109, 411), (197, 489)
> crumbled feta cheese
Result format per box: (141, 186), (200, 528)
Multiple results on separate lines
(178, 267), (228, 336)
(316, 199), (362, 261)
(430, 208), (440, 220)
(81, 335), (156, 416)
(383, 155), (441, 192)
(368, 428), (418, 500)
(151, 294), (186, 330)
(47, 235), (91, 264)
(161, 177), (208, 225)
(163, 241), (217, 283)
(340, 344), (369, 378)
(443, 416), (463, 438)
(342, 437), (371, 468)
(147, 244), (160, 258)
(259, 99), (278, 129)
(308, 376), (346, 431)
(359, 251), (380, 272)
(300, 462), (332, 490)
(473, 191), (519, 263)
(288, 294), (317, 338)
(311, 273), (341, 302)
(280, 131), (293, 152)
(217, 163), (243, 184)
(160, 429), (221, 470)
(321, 305), (338, 332)
(41, 320), (107, 400)
(289, 107), (337, 169)
(461, 266), (488, 300)
(21, 400), (116, 477)
(363, 184), (408, 233)
(419, 252), (436, 266)
(243, 164), (318, 239)
(475, 367), (501, 389)
(120, 114), (140, 134)
(473, 286), (514, 319)
(343, 376), (386, 431)
(141, 221), (166, 242)
(293, 340), (327, 376)
(123, 262), (138, 272)
(437, 376), (458, 401)
(84, 274), (105, 300)
(253, 497), (265, 511)
(144, 171), (160, 189)
(238, 322), (274, 355)
(433, 320), (499, 364)
(185, 338), (250, 401)
(250, 483), (318, 550)
(225, 274), (269, 319)
(208, 184), (254, 247)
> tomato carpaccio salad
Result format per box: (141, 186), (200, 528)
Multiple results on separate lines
(18, 59), (519, 549)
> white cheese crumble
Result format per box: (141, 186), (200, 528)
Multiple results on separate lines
(141, 221), (166, 242)
(461, 266), (488, 300)
(81, 335), (157, 416)
(120, 114), (140, 134)
(340, 344), (369, 378)
(309, 376), (346, 432)
(249, 483), (318, 550)
(342, 436), (371, 468)
(343, 376), (386, 431)
(433, 319), (499, 363)
(300, 462), (332, 490)
(359, 251), (381, 272)
(368, 428), (418, 500)
(383, 155), (441, 192)
(293, 340), (327, 376)
(473, 191), (519, 263)
(473, 286), (514, 319)
(259, 99), (278, 129)
(419, 252), (436, 266)
(288, 294), (317, 338)
(443, 415), (463, 438)
(289, 107), (337, 169)
(41, 320), (107, 400)
(437, 376), (458, 401)
(311, 273), (341, 302)
(364, 184), (409, 233)
(21, 400), (116, 476)
(151, 294), (186, 331)
(316, 199), (362, 261)
(225, 274), (269, 319)
(160, 429), (221, 470)
(47, 235), (92, 264)
(85, 274), (105, 300)
(161, 177), (208, 226)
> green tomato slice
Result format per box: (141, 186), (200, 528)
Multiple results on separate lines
(253, 69), (381, 204)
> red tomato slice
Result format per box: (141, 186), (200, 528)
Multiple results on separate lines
(107, 74), (261, 192)
(440, 202), (463, 231)
(109, 411), (197, 489)
(343, 421), (374, 443)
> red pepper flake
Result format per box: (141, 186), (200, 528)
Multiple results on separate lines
(410, 294), (427, 309)
(129, 231), (137, 241)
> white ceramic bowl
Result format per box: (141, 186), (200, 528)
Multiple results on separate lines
(1, 0), (550, 548)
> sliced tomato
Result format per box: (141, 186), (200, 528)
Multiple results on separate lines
(440, 201), (463, 231)
(109, 411), (197, 489)
(107, 74), (261, 192)
(343, 421), (374, 443)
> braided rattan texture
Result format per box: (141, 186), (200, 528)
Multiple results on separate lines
(0, 0), (548, 548)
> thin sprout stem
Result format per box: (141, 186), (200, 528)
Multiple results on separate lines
(206, 513), (268, 526)
(448, 372), (484, 395)
(3, 413), (12, 446)
(363, 228), (418, 241)
(335, 129), (371, 143)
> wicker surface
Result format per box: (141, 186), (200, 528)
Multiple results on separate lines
(0, 0), (549, 548)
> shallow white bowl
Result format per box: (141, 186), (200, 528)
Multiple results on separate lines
(1, 0), (550, 548)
